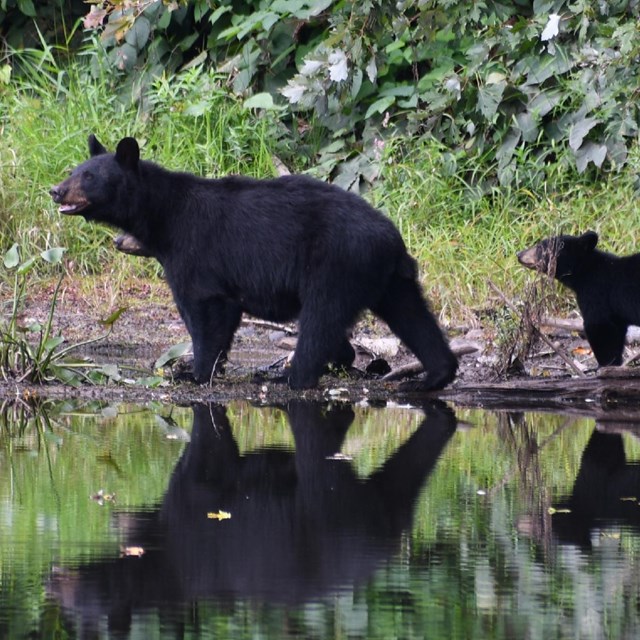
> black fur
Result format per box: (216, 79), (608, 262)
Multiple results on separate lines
(518, 230), (640, 366)
(51, 135), (457, 389)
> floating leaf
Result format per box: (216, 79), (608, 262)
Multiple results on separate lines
(207, 510), (231, 520)
(572, 346), (592, 355)
(98, 364), (121, 380)
(135, 376), (167, 388)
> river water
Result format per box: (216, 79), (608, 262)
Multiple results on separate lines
(1, 398), (639, 639)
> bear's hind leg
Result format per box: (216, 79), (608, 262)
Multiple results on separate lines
(331, 338), (356, 369)
(372, 275), (457, 390)
(584, 321), (626, 366)
(289, 300), (358, 389)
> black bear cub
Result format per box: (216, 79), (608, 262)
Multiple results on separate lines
(50, 135), (457, 390)
(518, 230), (640, 367)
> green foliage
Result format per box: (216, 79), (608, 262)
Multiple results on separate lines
(0, 0), (85, 50)
(0, 46), (279, 277)
(0, 242), (76, 383)
(77, 0), (640, 191)
(0, 243), (166, 386)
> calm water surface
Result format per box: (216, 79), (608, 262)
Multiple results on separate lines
(1, 398), (640, 639)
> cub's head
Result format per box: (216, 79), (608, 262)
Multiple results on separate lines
(49, 135), (140, 224)
(517, 231), (598, 281)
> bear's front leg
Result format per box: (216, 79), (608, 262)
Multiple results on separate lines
(178, 296), (243, 384)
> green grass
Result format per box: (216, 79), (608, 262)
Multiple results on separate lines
(375, 139), (640, 323)
(0, 48), (279, 279)
(3, 48), (640, 329)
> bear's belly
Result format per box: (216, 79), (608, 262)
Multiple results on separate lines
(239, 293), (301, 323)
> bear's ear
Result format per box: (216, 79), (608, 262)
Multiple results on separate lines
(115, 137), (140, 172)
(88, 134), (107, 157)
(581, 230), (598, 251)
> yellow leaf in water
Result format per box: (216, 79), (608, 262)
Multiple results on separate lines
(620, 496), (637, 502)
(548, 507), (572, 515)
(207, 510), (231, 520)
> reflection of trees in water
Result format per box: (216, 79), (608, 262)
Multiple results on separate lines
(499, 413), (640, 551)
(495, 412), (574, 556)
(49, 400), (457, 637)
(472, 412), (640, 638)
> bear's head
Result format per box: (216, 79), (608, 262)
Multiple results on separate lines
(517, 231), (599, 282)
(50, 135), (140, 225)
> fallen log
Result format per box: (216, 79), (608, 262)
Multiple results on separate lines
(436, 366), (640, 422)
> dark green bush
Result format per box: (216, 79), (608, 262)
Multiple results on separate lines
(8, 1), (640, 193)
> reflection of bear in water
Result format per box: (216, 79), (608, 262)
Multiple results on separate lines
(49, 401), (456, 634)
(50, 136), (457, 390)
(552, 426), (640, 549)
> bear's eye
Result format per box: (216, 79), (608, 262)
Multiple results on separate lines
(558, 241), (564, 250)
(83, 171), (94, 182)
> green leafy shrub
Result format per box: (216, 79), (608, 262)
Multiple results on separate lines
(74, 0), (640, 192)
(0, 0), (85, 49)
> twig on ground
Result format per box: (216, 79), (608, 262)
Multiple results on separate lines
(488, 280), (586, 378)
(381, 344), (480, 382)
(241, 318), (296, 334)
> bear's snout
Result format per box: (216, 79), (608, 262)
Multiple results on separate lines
(49, 184), (66, 203)
(517, 246), (538, 270)
(50, 179), (90, 215)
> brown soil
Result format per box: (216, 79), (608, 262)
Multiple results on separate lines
(3, 276), (637, 414)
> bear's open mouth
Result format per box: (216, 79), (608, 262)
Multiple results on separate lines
(59, 200), (89, 215)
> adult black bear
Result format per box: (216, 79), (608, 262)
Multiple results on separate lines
(50, 135), (457, 389)
(518, 230), (640, 366)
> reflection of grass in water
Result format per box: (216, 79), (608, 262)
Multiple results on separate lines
(0, 399), (189, 636)
(0, 400), (190, 555)
(411, 409), (595, 544)
(3, 399), (640, 637)
(227, 403), (425, 476)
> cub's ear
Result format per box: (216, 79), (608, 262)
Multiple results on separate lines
(581, 230), (599, 251)
(88, 134), (108, 157)
(115, 137), (140, 172)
